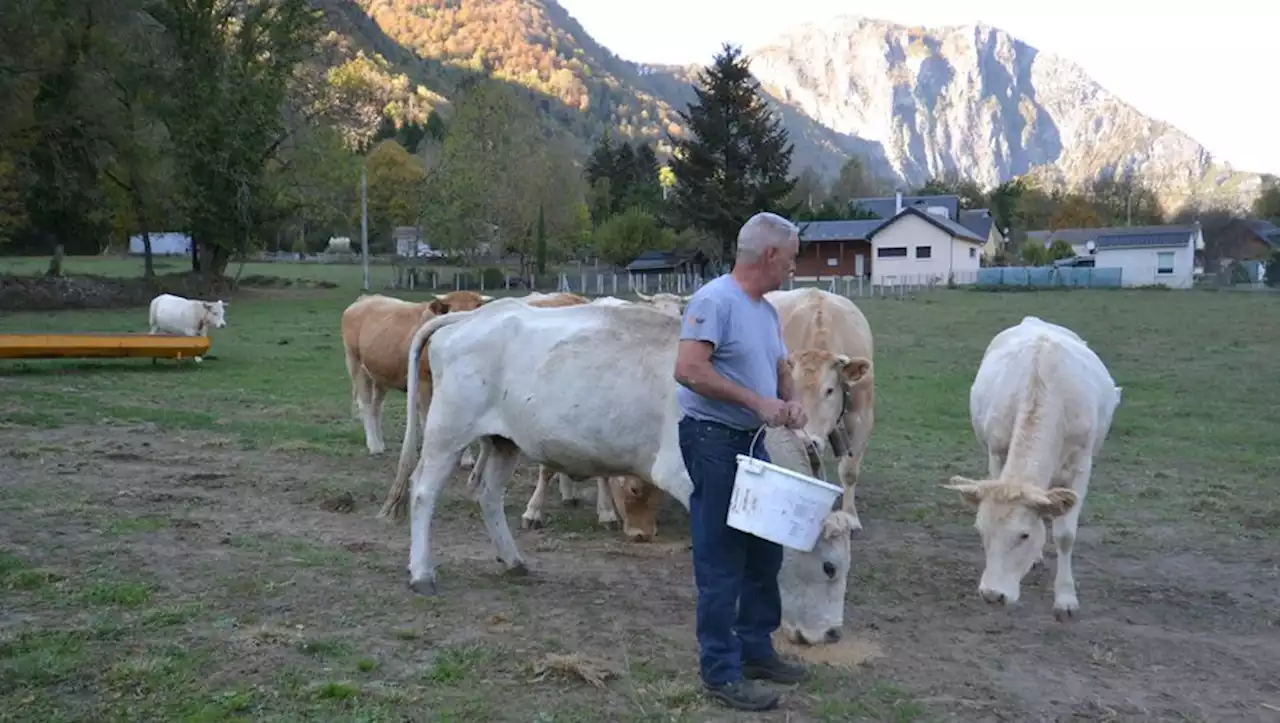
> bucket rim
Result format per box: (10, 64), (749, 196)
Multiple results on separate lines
(734, 453), (843, 495)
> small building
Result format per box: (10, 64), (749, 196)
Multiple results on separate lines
(1029, 224), (1205, 288)
(850, 192), (1006, 261)
(129, 232), (191, 256)
(958, 208), (1007, 260)
(1207, 219), (1280, 270)
(796, 205), (985, 285)
(625, 249), (695, 276)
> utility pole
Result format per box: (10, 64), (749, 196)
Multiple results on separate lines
(361, 163), (370, 291)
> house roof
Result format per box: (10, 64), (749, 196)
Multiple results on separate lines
(1244, 219), (1280, 249)
(626, 249), (684, 271)
(797, 219), (885, 243)
(958, 209), (995, 241)
(852, 194), (961, 221)
(867, 206), (986, 244)
(1029, 224), (1200, 250)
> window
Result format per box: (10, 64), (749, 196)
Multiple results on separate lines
(914, 245), (932, 259)
(1157, 252), (1174, 274)
(877, 246), (907, 258)
(969, 247), (977, 258)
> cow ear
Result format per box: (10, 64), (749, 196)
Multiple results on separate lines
(434, 293), (447, 300)
(1026, 488), (1077, 519)
(942, 476), (985, 507)
(479, 294), (494, 302)
(838, 355), (872, 385)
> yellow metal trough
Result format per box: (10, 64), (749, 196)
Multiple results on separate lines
(0, 333), (211, 361)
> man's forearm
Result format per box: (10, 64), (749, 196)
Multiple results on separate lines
(675, 361), (762, 412)
(777, 362), (795, 402)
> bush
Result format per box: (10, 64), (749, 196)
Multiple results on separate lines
(480, 267), (506, 289)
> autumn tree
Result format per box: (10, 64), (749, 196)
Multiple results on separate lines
(593, 207), (673, 267)
(361, 139), (425, 252)
(1087, 173), (1164, 226)
(666, 43), (797, 264)
(785, 166), (828, 212)
(1049, 194), (1103, 230)
(828, 155), (890, 206)
(914, 171), (986, 210)
(1253, 178), (1280, 222)
(151, 0), (322, 276)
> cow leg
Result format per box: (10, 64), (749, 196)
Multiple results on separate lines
(407, 444), (467, 596)
(361, 383), (388, 455)
(520, 465), (556, 529)
(558, 471), (582, 508)
(836, 408), (871, 532)
(1051, 457), (1091, 622)
(594, 477), (619, 528)
(473, 437), (527, 574)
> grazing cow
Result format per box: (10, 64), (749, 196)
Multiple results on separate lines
(943, 315), (1121, 621)
(148, 293), (227, 363)
(341, 290), (491, 454)
(382, 298), (865, 646)
(379, 290), (629, 522)
(763, 287), (874, 529)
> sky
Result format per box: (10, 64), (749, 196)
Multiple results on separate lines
(557, 0), (1279, 175)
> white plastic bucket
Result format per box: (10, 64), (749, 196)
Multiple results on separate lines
(727, 430), (844, 552)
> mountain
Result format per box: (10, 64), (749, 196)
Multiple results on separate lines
(315, 1), (1266, 212)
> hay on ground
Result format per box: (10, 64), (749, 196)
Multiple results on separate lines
(531, 652), (620, 689)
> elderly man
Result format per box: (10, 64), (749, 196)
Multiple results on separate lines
(672, 212), (810, 712)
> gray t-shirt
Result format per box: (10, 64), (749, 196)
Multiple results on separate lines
(676, 274), (787, 431)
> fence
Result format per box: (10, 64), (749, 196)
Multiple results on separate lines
(976, 266), (1124, 289)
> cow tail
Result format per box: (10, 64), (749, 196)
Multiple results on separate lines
(377, 310), (475, 522)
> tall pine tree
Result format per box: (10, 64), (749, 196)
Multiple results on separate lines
(668, 43), (798, 264)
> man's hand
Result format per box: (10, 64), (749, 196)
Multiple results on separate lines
(782, 401), (807, 430)
(754, 397), (789, 427)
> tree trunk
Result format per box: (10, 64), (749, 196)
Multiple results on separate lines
(196, 241), (230, 279)
(46, 244), (64, 277)
(141, 230), (154, 278)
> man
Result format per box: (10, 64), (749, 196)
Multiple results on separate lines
(672, 211), (810, 711)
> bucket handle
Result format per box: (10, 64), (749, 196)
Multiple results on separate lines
(746, 425), (833, 484)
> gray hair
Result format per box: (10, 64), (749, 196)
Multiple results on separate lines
(736, 212), (799, 263)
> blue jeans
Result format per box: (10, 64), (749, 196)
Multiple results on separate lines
(679, 416), (783, 687)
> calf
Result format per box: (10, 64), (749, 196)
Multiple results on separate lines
(341, 290), (490, 455)
(943, 316), (1121, 621)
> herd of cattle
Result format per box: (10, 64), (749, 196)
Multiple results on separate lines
(148, 284), (1122, 646)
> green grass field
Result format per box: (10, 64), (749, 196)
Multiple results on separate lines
(1, 282), (1278, 722)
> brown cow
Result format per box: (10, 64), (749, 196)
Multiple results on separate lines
(341, 290), (491, 455)
(765, 287), (874, 529)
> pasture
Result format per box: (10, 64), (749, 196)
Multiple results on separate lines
(1, 277), (1278, 722)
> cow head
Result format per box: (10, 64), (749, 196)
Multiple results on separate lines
(609, 475), (662, 542)
(201, 300), (227, 329)
(433, 291), (493, 313)
(941, 476), (1078, 605)
(788, 350), (871, 454)
(778, 509), (858, 645)
(633, 292), (687, 318)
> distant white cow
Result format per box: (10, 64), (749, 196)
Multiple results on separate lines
(148, 293), (227, 362)
(943, 316), (1121, 621)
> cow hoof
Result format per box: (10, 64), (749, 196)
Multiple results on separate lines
(599, 519), (619, 530)
(563, 498), (581, 508)
(504, 561), (529, 577)
(625, 533), (653, 543)
(408, 575), (438, 597)
(520, 516), (543, 530)
(1053, 599), (1079, 623)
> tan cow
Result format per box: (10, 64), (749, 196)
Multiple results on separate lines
(341, 290), (491, 455)
(764, 287), (874, 529)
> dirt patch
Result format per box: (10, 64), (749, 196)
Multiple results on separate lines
(2, 424), (1278, 722)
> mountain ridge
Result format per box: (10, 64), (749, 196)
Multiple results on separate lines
(320, 1), (1266, 212)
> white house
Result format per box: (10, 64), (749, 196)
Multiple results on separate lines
(128, 232), (191, 256)
(866, 206), (986, 286)
(1031, 224), (1204, 289)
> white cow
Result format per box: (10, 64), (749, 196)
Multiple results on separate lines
(382, 299), (860, 646)
(943, 316), (1121, 621)
(148, 293), (227, 362)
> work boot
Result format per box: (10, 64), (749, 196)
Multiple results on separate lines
(743, 655), (809, 684)
(702, 679), (780, 711)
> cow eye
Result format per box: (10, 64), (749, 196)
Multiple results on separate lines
(822, 561), (837, 579)
(1018, 532), (1031, 541)
(824, 387), (834, 397)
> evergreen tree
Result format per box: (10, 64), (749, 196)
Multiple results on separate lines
(624, 143), (663, 213)
(667, 43), (798, 263)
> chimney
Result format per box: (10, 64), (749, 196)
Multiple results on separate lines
(895, 189), (903, 215)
